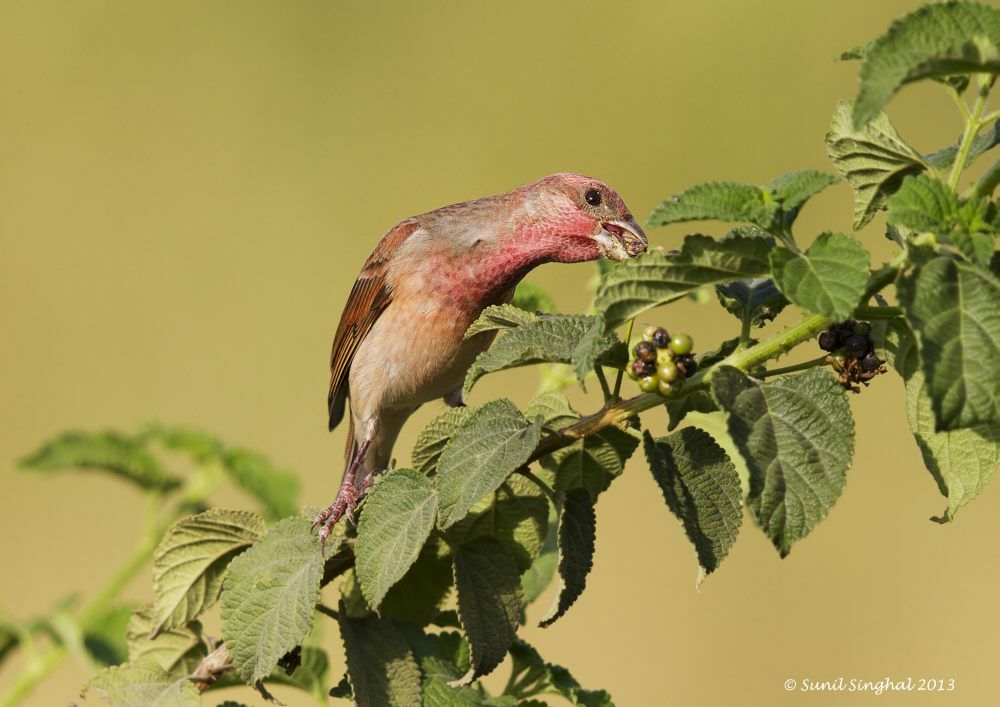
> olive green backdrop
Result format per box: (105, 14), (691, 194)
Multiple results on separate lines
(2, 1), (997, 705)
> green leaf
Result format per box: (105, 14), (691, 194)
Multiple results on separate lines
(596, 233), (772, 328)
(436, 400), (542, 529)
(506, 639), (614, 707)
(853, 2), (1000, 127)
(539, 490), (596, 628)
(356, 469), (439, 610)
(897, 256), (1000, 430)
(683, 410), (751, 496)
(926, 119), (1000, 171)
(571, 317), (626, 386)
(464, 315), (613, 394)
(769, 232), (870, 320)
(464, 304), (537, 339)
(825, 101), (926, 230)
(520, 505), (558, 606)
(221, 516), (329, 685)
(338, 612), (422, 707)
(412, 407), (474, 476)
(453, 538), (522, 679)
(541, 426), (638, 502)
(646, 181), (776, 228)
(84, 661), (200, 707)
(715, 278), (788, 327)
(19, 430), (179, 491)
(511, 281), (557, 314)
(643, 428), (742, 584)
(767, 169), (839, 212)
(266, 645), (330, 702)
(525, 390), (579, 428)
(150, 509), (265, 635)
(379, 540), (454, 624)
(126, 607), (206, 676)
(712, 367), (855, 556)
(83, 604), (133, 667)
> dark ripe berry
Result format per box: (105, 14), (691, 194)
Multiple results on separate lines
(676, 354), (698, 376)
(860, 353), (882, 373)
(658, 359), (679, 382)
(631, 359), (655, 377)
(643, 325), (658, 342)
(669, 333), (693, 356)
(845, 334), (870, 358)
(651, 327), (670, 348)
(853, 322), (871, 336)
(635, 341), (658, 363)
(658, 379), (682, 397)
(638, 375), (659, 393)
(818, 330), (839, 352)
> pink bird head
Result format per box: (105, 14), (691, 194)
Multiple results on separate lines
(512, 172), (648, 263)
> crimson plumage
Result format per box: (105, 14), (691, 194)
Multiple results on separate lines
(313, 173), (646, 538)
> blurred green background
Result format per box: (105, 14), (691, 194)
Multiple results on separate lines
(2, 1), (998, 705)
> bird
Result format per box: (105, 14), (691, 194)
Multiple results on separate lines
(312, 173), (647, 540)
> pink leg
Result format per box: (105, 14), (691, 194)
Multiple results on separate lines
(312, 437), (372, 543)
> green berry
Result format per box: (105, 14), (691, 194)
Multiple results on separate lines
(625, 365), (639, 381)
(669, 333), (693, 356)
(656, 348), (674, 366)
(643, 325), (658, 342)
(657, 359), (679, 382)
(658, 379), (681, 397)
(638, 375), (659, 393)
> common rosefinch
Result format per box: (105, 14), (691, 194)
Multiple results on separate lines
(313, 173), (646, 539)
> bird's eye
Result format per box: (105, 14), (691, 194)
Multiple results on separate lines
(585, 188), (602, 206)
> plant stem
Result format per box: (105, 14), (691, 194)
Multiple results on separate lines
(516, 467), (558, 505)
(593, 365), (612, 401)
(0, 643), (67, 707)
(948, 77), (991, 189)
(612, 319), (635, 399)
(738, 313), (753, 349)
(760, 355), (828, 379)
(853, 304), (903, 320)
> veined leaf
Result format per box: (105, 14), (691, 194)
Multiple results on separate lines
(596, 233), (772, 328)
(715, 278), (788, 328)
(770, 232), (870, 320)
(338, 612), (422, 707)
(539, 490), (596, 628)
(507, 639), (614, 707)
(853, 2), (1000, 127)
(412, 407), (474, 476)
(356, 469), (438, 610)
(647, 181), (776, 228)
(379, 540), (454, 625)
(541, 426), (638, 502)
(465, 304), (537, 339)
(571, 316), (627, 386)
(712, 367), (855, 556)
(643, 428), (742, 584)
(898, 256), (1000, 430)
(521, 506), (558, 606)
(84, 661), (200, 707)
(825, 101), (926, 229)
(221, 517), (329, 685)
(150, 509), (265, 635)
(926, 119), (1000, 171)
(766, 169), (839, 211)
(664, 337), (742, 431)
(453, 538), (522, 680)
(525, 390), (579, 428)
(126, 607), (206, 676)
(436, 400), (541, 529)
(511, 281), (557, 314)
(19, 430), (179, 491)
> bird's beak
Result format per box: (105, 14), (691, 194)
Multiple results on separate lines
(595, 219), (648, 260)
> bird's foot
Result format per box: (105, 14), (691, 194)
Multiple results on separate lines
(311, 483), (360, 545)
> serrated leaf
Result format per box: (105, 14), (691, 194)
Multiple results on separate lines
(539, 490), (595, 628)
(596, 233), (772, 328)
(19, 430), (179, 491)
(453, 539), (521, 680)
(541, 426), (638, 502)
(356, 469), (438, 610)
(507, 639), (614, 707)
(520, 505), (558, 606)
(767, 170), (839, 212)
(150, 509), (265, 635)
(464, 304), (537, 339)
(825, 100), (926, 229)
(436, 400), (542, 529)
(126, 607), (206, 676)
(643, 428), (742, 584)
(770, 232), (870, 320)
(338, 612), (422, 707)
(853, 2), (1000, 127)
(712, 366), (855, 556)
(898, 256), (1000, 430)
(84, 661), (200, 707)
(221, 516), (327, 685)
(412, 407), (474, 476)
(464, 315), (611, 394)
(511, 281), (557, 314)
(379, 540), (454, 624)
(646, 181), (776, 228)
(525, 391), (579, 428)
(926, 119), (1000, 171)
(684, 410), (751, 496)
(83, 604), (133, 667)
(715, 278), (788, 327)
(571, 316), (626, 386)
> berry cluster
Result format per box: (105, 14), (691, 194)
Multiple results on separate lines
(817, 320), (886, 392)
(625, 326), (697, 397)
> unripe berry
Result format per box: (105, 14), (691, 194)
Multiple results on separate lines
(658, 359), (679, 382)
(651, 327), (671, 349)
(831, 350), (848, 369)
(625, 365), (639, 381)
(656, 348), (674, 366)
(669, 333), (693, 356)
(635, 341), (657, 363)
(643, 325), (658, 342)
(638, 375), (659, 393)
(658, 379), (682, 397)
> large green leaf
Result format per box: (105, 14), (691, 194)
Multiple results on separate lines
(464, 304), (538, 339)
(149, 509), (265, 635)
(541, 426), (638, 501)
(506, 639), (614, 706)
(898, 256), (1000, 430)
(646, 181), (777, 228)
(436, 400), (542, 529)
(712, 367), (855, 556)
(766, 170), (839, 212)
(126, 607), (206, 676)
(338, 612), (422, 707)
(769, 232), (870, 320)
(825, 101), (926, 229)
(525, 391), (579, 428)
(643, 428), (742, 583)
(715, 278), (788, 328)
(220, 517), (329, 685)
(84, 661), (200, 707)
(379, 540), (454, 625)
(356, 469), (439, 610)
(596, 233), (772, 328)
(539, 490), (596, 628)
(853, 2), (1000, 127)
(453, 539), (522, 680)
(19, 430), (179, 491)
(411, 407), (474, 476)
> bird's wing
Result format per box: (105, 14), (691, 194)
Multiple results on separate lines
(327, 218), (420, 430)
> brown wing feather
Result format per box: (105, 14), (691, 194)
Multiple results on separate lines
(327, 219), (420, 430)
